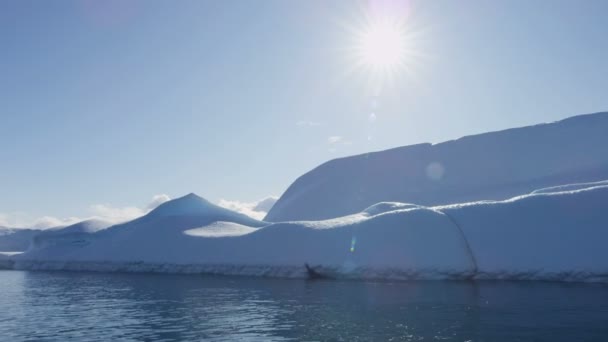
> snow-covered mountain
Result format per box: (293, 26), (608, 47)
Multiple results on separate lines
(266, 112), (608, 221)
(10, 182), (608, 282)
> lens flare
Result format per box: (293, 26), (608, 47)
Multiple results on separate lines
(350, 236), (357, 252)
(426, 162), (445, 181)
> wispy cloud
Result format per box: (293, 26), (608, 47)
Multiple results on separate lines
(31, 216), (82, 229)
(328, 136), (343, 144)
(217, 196), (278, 221)
(0, 213), (12, 227)
(0, 194), (172, 229)
(0, 212), (82, 229)
(296, 120), (322, 127)
(87, 193), (172, 224)
(88, 204), (146, 224)
(145, 194), (171, 210)
(326, 136), (353, 153)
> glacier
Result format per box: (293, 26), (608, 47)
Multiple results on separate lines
(6, 182), (608, 282)
(266, 112), (608, 221)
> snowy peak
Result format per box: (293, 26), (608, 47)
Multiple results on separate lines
(140, 192), (267, 228)
(147, 193), (216, 218)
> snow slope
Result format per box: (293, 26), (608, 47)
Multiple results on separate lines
(0, 220), (110, 253)
(266, 112), (608, 221)
(30, 219), (112, 250)
(0, 227), (40, 252)
(12, 185), (608, 282)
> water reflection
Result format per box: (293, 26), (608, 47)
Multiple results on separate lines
(0, 271), (607, 341)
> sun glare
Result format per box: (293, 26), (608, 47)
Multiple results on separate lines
(343, 2), (423, 93)
(357, 17), (407, 72)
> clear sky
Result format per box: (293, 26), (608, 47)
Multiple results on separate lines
(1, 0), (607, 227)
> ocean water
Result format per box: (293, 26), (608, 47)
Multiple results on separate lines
(0, 270), (607, 341)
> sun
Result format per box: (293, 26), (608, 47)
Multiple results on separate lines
(356, 17), (407, 72)
(343, 5), (424, 92)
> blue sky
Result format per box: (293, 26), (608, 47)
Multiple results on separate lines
(1, 0), (607, 226)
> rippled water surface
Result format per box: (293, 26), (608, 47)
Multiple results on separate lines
(1, 271), (607, 341)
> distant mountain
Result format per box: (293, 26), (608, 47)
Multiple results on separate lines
(253, 197), (278, 213)
(266, 111), (608, 221)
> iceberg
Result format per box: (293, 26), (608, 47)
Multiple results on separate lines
(266, 112), (608, 221)
(0, 227), (40, 252)
(5, 111), (608, 283)
(10, 183), (608, 282)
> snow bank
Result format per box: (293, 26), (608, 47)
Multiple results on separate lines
(266, 112), (608, 221)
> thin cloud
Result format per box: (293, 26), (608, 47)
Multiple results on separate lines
(327, 136), (353, 153)
(0, 212), (81, 229)
(296, 120), (322, 127)
(217, 196), (278, 221)
(0, 213), (26, 228)
(328, 136), (343, 144)
(88, 193), (172, 223)
(0, 194), (172, 229)
(145, 194), (171, 210)
(0, 214), (9, 227)
(32, 216), (81, 229)
(88, 204), (145, 224)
